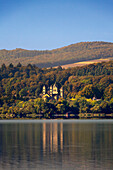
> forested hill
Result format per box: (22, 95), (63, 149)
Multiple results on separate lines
(1, 61), (113, 116)
(0, 41), (113, 68)
(1, 60), (113, 102)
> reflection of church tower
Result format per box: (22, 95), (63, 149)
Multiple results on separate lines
(60, 123), (63, 151)
(53, 123), (58, 152)
(43, 123), (46, 155)
(43, 85), (46, 95)
(60, 87), (64, 98)
(42, 123), (64, 154)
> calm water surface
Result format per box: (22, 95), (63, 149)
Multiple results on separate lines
(0, 120), (113, 170)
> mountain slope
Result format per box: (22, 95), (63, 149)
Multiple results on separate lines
(0, 41), (113, 67)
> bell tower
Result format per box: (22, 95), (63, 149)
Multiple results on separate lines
(60, 87), (64, 98)
(43, 85), (46, 95)
(53, 84), (58, 95)
(50, 85), (53, 97)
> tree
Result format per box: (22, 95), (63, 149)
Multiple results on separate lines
(109, 98), (113, 113)
(104, 84), (113, 99)
(79, 85), (94, 99)
(72, 96), (91, 113)
(17, 62), (22, 67)
(19, 88), (27, 98)
(34, 98), (44, 114)
(90, 103), (102, 113)
(8, 63), (14, 68)
(79, 98), (91, 113)
(56, 99), (69, 114)
(1, 63), (6, 71)
(57, 66), (62, 71)
(5, 86), (12, 98)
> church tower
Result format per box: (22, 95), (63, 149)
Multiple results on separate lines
(53, 84), (58, 95)
(50, 85), (53, 97)
(60, 87), (64, 98)
(43, 85), (46, 95)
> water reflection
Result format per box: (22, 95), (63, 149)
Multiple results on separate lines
(0, 121), (113, 169)
(43, 123), (63, 154)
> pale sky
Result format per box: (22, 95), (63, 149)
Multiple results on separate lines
(0, 0), (113, 50)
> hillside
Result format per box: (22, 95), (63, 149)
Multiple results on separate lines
(0, 41), (113, 67)
(1, 60), (113, 117)
(57, 58), (112, 69)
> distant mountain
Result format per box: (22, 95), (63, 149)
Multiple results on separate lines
(0, 41), (113, 68)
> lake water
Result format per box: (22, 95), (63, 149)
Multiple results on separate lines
(0, 120), (113, 170)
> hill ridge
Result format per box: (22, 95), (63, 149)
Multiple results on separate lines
(0, 41), (113, 68)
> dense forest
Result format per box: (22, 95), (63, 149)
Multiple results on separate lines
(1, 61), (113, 118)
(0, 41), (113, 67)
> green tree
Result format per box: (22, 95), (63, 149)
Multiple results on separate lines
(104, 84), (113, 99)
(19, 88), (27, 98)
(79, 85), (94, 99)
(56, 99), (69, 114)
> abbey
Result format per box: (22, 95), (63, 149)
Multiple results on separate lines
(42, 84), (64, 100)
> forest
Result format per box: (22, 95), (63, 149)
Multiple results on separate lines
(0, 41), (113, 67)
(1, 60), (113, 119)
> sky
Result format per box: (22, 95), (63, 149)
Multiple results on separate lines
(0, 0), (113, 50)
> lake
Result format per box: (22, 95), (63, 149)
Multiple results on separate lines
(0, 120), (113, 170)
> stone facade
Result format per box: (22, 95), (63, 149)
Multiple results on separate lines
(42, 84), (64, 100)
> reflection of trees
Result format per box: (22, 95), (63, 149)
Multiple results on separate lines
(63, 122), (113, 166)
(0, 122), (113, 169)
(0, 123), (42, 168)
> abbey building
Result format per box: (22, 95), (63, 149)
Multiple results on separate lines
(42, 84), (64, 100)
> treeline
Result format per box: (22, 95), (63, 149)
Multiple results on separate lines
(0, 61), (113, 118)
(0, 41), (113, 67)
(1, 61), (113, 101)
(1, 97), (113, 119)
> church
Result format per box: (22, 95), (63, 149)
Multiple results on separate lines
(42, 84), (64, 100)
